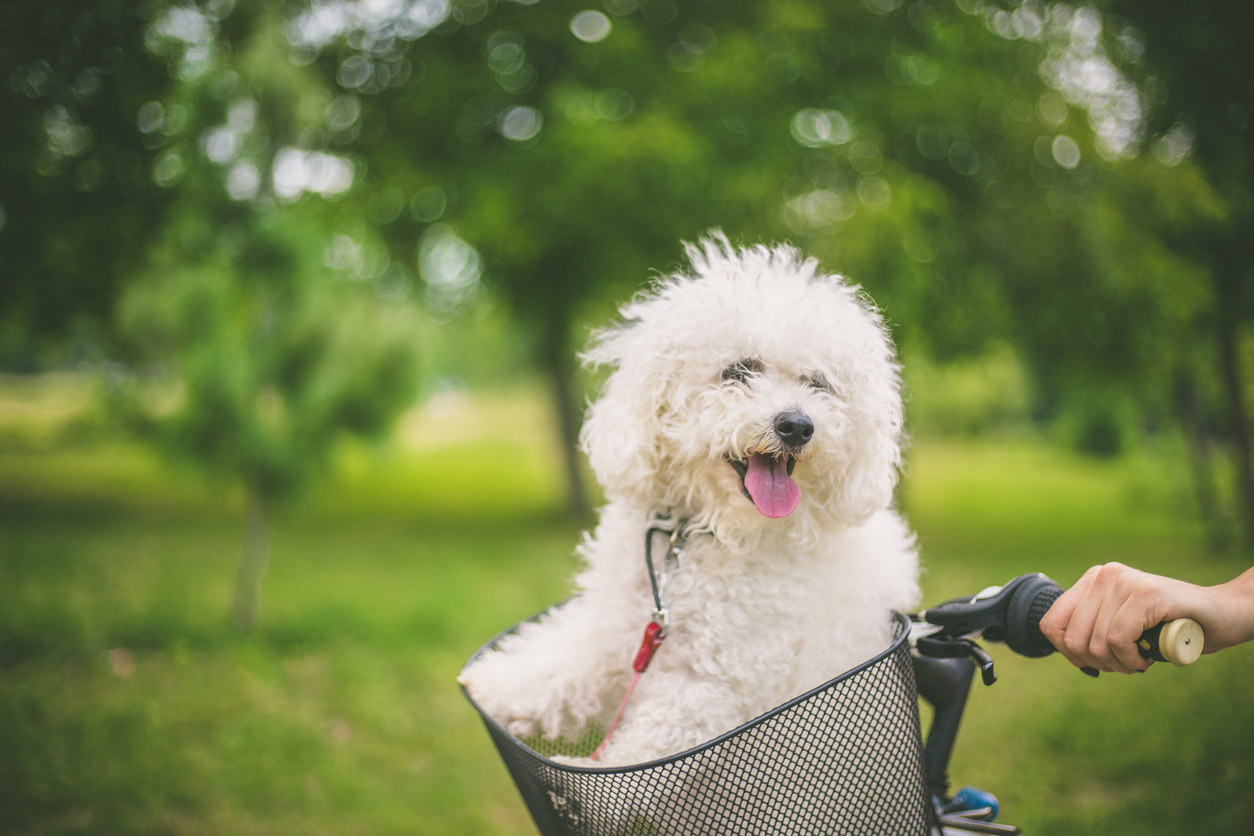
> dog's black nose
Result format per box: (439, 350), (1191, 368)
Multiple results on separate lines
(773, 411), (814, 449)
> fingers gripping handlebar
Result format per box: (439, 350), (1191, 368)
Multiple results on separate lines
(915, 573), (1204, 682)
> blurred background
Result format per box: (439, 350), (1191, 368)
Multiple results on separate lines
(2, 0), (1253, 832)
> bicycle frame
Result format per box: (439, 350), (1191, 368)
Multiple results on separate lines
(914, 654), (1022, 835)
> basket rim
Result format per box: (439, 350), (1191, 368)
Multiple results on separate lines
(461, 608), (913, 776)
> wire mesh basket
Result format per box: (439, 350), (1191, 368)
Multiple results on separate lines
(462, 610), (935, 836)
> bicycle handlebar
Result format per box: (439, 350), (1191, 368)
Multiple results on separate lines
(919, 573), (1205, 669)
(913, 574), (1205, 822)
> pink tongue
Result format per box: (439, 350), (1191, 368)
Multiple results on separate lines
(743, 454), (801, 518)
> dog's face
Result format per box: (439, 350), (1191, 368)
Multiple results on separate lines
(581, 235), (902, 543)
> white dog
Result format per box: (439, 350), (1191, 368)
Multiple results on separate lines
(460, 233), (919, 774)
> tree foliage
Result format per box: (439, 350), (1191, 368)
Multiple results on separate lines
(4, 1), (427, 629)
(279, 0), (1254, 541)
(5, 0), (1254, 545)
(282, 0), (1069, 511)
(0, 0), (175, 366)
(1100, 0), (1254, 543)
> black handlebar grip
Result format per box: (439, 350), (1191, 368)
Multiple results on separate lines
(1004, 575), (1063, 658)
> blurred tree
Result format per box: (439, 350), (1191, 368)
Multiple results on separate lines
(9, 0), (1251, 549)
(112, 2), (425, 631)
(962, 0), (1254, 547)
(281, 0), (1075, 515)
(1103, 0), (1254, 546)
(0, 0), (175, 367)
(119, 212), (422, 631)
(285, 1), (796, 515)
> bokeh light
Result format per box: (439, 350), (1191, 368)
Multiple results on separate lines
(570, 10), (612, 43)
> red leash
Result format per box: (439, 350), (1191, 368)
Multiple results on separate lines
(590, 518), (685, 762)
(590, 619), (667, 761)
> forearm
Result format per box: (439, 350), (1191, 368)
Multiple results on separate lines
(1202, 566), (1254, 653)
(1041, 562), (1254, 673)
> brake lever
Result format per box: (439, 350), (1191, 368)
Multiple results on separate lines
(916, 634), (998, 685)
(915, 574), (1062, 685)
(922, 574), (1046, 643)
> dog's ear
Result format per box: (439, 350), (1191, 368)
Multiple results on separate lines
(579, 320), (668, 499)
(822, 289), (905, 527)
(832, 383), (903, 526)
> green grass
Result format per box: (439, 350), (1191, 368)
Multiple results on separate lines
(2, 378), (1253, 834)
(0, 440), (577, 835)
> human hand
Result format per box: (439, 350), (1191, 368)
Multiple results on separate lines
(1038, 562), (1214, 674)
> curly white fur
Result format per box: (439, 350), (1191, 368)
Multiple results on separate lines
(460, 233), (919, 772)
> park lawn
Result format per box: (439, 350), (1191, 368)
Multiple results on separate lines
(2, 381), (1253, 834)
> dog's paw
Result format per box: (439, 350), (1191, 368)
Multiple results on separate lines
(458, 651), (514, 699)
(461, 664), (513, 715)
(467, 689), (536, 738)
(461, 653), (565, 739)
(504, 716), (540, 739)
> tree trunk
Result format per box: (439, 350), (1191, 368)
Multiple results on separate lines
(1218, 321), (1254, 549)
(232, 493), (271, 632)
(1179, 377), (1231, 553)
(542, 334), (591, 520)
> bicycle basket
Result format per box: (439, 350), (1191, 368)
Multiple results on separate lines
(462, 610), (934, 836)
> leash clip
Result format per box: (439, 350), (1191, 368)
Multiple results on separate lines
(650, 606), (670, 634)
(644, 516), (686, 622)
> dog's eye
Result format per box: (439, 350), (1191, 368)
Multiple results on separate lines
(805, 373), (833, 394)
(721, 358), (763, 384)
